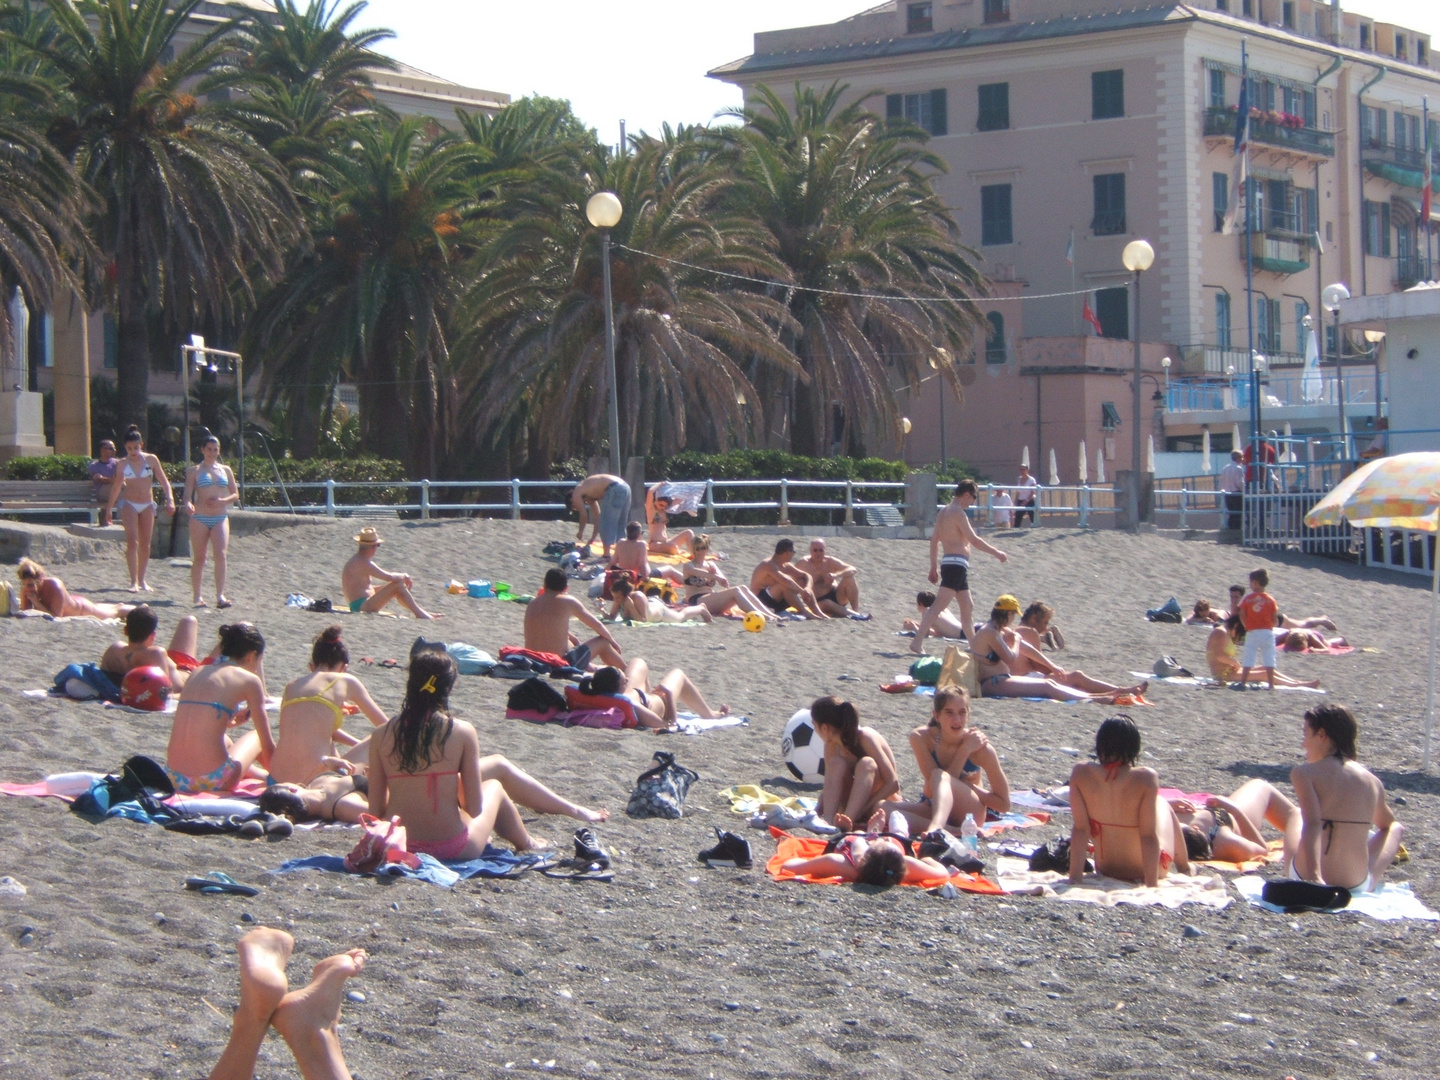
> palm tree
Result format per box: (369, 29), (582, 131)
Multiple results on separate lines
(455, 136), (799, 472)
(23, 0), (300, 430)
(716, 82), (985, 456)
(245, 116), (480, 473)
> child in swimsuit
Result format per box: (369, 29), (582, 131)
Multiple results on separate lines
(269, 626), (390, 785)
(165, 622), (274, 794)
(896, 686), (1012, 836)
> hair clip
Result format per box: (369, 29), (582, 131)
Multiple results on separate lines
(420, 675), (438, 694)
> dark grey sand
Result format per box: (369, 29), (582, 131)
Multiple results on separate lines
(0, 518), (1436, 1079)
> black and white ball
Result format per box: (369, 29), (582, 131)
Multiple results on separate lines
(781, 709), (825, 783)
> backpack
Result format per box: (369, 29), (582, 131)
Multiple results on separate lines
(909, 656), (943, 686)
(506, 677), (568, 715)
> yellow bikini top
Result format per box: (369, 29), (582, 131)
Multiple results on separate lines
(282, 676), (347, 732)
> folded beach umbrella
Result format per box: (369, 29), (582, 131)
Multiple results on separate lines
(1305, 453), (1440, 769)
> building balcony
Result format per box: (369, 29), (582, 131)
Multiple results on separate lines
(1397, 253), (1427, 290)
(1165, 371), (1384, 418)
(1243, 228), (1311, 275)
(1177, 344), (1303, 376)
(1362, 143), (1440, 192)
(1203, 106), (1335, 159)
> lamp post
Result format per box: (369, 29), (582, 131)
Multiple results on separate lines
(930, 349), (951, 471)
(1322, 282), (1350, 460)
(1363, 329), (1386, 426)
(586, 191), (624, 475)
(1121, 238), (1155, 530)
(180, 334), (208, 464)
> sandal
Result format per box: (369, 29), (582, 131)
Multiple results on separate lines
(184, 871), (259, 897)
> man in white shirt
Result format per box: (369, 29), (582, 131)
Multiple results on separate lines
(1014, 464), (1039, 526)
(1219, 449), (1245, 530)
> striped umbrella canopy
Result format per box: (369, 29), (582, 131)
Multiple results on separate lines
(1304, 453), (1440, 532)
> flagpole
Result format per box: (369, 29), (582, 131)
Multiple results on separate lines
(1424, 97), (1433, 282)
(1241, 40), (1262, 503)
(1069, 227), (1077, 334)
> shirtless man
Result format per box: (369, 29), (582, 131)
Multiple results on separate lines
(572, 473), (631, 560)
(911, 479), (1007, 653)
(797, 538), (866, 618)
(101, 605), (203, 690)
(750, 538), (828, 620)
(525, 568), (623, 670)
(645, 486), (695, 556)
(341, 527), (440, 619)
(610, 522), (653, 580)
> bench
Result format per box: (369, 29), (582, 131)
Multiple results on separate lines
(0, 481), (99, 525)
(858, 504), (904, 528)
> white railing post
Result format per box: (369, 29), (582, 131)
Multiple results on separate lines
(420, 479), (430, 520)
(844, 480), (854, 526)
(510, 480), (521, 520)
(705, 480), (716, 527)
(325, 479), (336, 517)
(779, 478), (789, 526)
(1079, 484), (1090, 529)
(1178, 487), (1189, 530)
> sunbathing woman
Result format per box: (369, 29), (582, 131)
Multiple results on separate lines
(606, 577), (713, 624)
(901, 591), (969, 640)
(810, 696), (903, 829)
(268, 626), (389, 785)
(896, 687), (1011, 835)
(369, 652), (606, 860)
(679, 534), (777, 621)
(259, 771), (370, 825)
(1186, 598), (1226, 625)
(580, 662), (729, 730)
(972, 596), (1145, 703)
(1207, 616), (1319, 688)
(1291, 705), (1403, 891)
(16, 557), (134, 619)
(1168, 779), (1300, 867)
(1277, 627), (1349, 652)
(1067, 715), (1190, 886)
(780, 807), (950, 887)
(165, 622), (274, 794)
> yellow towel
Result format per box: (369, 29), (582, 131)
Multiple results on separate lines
(717, 784), (815, 817)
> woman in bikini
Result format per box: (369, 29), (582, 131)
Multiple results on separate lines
(896, 687), (1011, 836)
(578, 662), (728, 730)
(165, 622), (274, 794)
(1168, 780), (1301, 867)
(183, 434), (239, 608)
(106, 425), (175, 593)
(780, 807), (950, 886)
(259, 770), (370, 825)
(268, 626), (389, 785)
(972, 596), (1145, 703)
(679, 535), (776, 621)
(1206, 616), (1319, 688)
(16, 557), (134, 619)
(369, 652), (607, 861)
(605, 577), (713, 624)
(1067, 715), (1190, 886)
(810, 696), (903, 830)
(1291, 705), (1403, 891)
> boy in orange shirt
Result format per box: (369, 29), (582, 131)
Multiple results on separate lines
(1236, 568), (1278, 690)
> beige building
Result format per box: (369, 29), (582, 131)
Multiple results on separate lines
(15, 0), (506, 461)
(711, 0), (1440, 480)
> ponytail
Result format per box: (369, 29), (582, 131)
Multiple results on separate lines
(810, 696), (863, 760)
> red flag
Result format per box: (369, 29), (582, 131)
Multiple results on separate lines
(1082, 297), (1104, 336)
(1422, 119), (1432, 226)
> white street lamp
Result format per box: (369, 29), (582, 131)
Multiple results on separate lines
(1323, 283), (1351, 455)
(1121, 239), (1155, 530)
(586, 192), (624, 473)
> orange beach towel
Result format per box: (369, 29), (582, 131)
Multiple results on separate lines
(764, 828), (1004, 894)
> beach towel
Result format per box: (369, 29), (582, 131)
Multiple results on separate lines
(996, 856), (1232, 909)
(275, 847), (552, 888)
(1129, 672), (1326, 694)
(673, 711), (748, 735)
(717, 785), (832, 832)
(766, 829), (1002, 893)
(652, 481), (705, 516)
(1232, 874), (1438, 921)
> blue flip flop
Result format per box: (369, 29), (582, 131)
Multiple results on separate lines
(184, 871), (259, 897)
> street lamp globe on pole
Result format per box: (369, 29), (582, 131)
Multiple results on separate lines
(1121, 238), (1155, 531)
(586, 191), (624, 475)
(1322, 282), (1350, 459)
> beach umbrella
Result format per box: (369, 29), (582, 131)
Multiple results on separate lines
(1232, 422), (1243, 451)
(1146, 435), (1156, 475)
(1048, 448), (1060, 486)
(1021, 445), (1031, 469)
(1305, 452), (1440, 768)
(1078, 441), (1088, 484)
(1201, 429), (1212, 473)
(1096, 448), (1106, 485)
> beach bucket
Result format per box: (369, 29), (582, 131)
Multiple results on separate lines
(493, 581), (512, 597)
(467, 580), (493, 598)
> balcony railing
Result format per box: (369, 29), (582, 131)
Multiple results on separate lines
(1397, 254), (1427, 289)
(1166, 370), (1384, 412)
(1179, 345), (1304, 374)
(1203, 105), (1335, 158)
(1244, 230), (1310, 274)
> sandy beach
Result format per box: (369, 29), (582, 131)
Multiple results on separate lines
(0, 517), (1436, 1079)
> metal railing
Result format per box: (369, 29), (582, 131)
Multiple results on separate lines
(1166, 370), (1384, 411)
(1365, 527), (1436, 578)
(1203, 105), (1335, 156)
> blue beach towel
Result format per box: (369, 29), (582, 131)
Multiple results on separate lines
(275, 847), (551, 888)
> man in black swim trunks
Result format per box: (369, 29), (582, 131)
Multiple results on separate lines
(911, 479), (1008, 654)
(797, 538), (866, 618)
(749, 538), (828, 620)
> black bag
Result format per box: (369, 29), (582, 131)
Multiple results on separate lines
(1261, 879), (1351, 912)
(625, 751), (699, 819)
(506, 677), (568, 714)
(411, 636), (447, 662)
(71, 755), (175, 819)
(1028, 837), (1093, 874)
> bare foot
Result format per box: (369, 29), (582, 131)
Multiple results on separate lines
(516, 836), (554, 853)
(834, 813), (854, 833)
(271, 949), (367, 1080)
(208, 927), (294, 1080)
(141, 581), (153, 592)
(718, 704), (731, 716)
(576, 806), (610, 824)
(195, 598), (208, 607)
(418, 612), (444, 620)
(128, 583), (141, 593)
(698, 608), (713, 623)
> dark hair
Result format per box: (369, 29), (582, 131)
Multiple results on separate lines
(1304, 705), (1358, 761)
(611, 577), (634, 597)
(1224, 613), (1247, 642)
(218, 622), (265, 659)
(202, 434), (220, 449)
(1229, 584), (1245, 595)
(916, 590), (936, 608)
(543, 567), (569, 593)
(1193, 598), (1213, 616)
(258, 787), (311, 822)
(1021, 602), (1053, 626)
(990, 605), (1016, 627)
(955, 479), (978, 499)
(122, 425), (143, 445)
(1181, 825), (1212, 861)
(929, 686), (970, 726)
(626, 521), (642, 540)
(1249, 568), (1269, 589)
(856, 842), (905, 887)
(311, 625), (347, 668)
(810, 696), (863, 759)
(1094, 715), (1141, 767)
(125, 604), (159, 643)
(774, 538), (794, 556)
(580, 666), (623, 695)
(391, 652), (457, 773)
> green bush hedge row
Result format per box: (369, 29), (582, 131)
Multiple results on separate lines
(652, 450), (977, 483)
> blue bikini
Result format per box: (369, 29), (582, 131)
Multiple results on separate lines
(192, 469), (229, 529)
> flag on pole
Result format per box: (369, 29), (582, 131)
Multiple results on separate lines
(1065, 228), (1074, 266)
(1082, 295), (1104, 335)
(1422, 100), (1433, 228)
(1221, 75), (1250, 235)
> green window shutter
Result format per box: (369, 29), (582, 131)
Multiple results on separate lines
(887, 94), (903, 121)
(930, 88), (947, 136)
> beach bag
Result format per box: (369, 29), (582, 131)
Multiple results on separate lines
(642, 577), (680, 603)
(909, 656), (943, 686)
(1028, 837), (1092, 875)
(625, 751), (699, 819)
(1153, 655), (1194, 679)
(0, 581), (16, 616)
(1145, 597), (1184, 623)
(344, 814), (420, 873)
(1261, 880), (1351, 912)
(937, 645), (982, 698)
(507, 677), (568, 715)
(446, 642), (496, 676)
(71, 755), (175, 819)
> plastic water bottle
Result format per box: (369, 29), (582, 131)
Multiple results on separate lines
(960, 816), (980, 857)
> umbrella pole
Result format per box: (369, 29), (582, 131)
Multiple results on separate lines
(1426, 519), (1439, 771)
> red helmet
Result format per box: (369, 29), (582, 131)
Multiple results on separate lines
(121, 666), (171, 711)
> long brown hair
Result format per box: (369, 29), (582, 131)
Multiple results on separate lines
(391, 652), (457, 773)
(810, 696), (863, 759)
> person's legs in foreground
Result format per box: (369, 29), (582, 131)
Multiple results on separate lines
(169, 614), (200, 660)
(477, 754), (609, 823)
(361, 578), (439, 620)
(209, 927), (295, 1080)
(466, 776), (544, 853)
(270, 947), (369, 1080)
(657, 667), (729, 719)
(1228, 778), (1302, 867)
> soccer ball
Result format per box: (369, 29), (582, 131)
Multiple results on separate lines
(781, 709), (825, 783)
(121, 666), (172, 711)
(742, 610), (766, 633)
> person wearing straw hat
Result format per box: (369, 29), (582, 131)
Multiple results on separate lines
(342, 527), (441, 620)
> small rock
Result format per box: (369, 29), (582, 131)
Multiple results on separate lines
(1182, 924), (1205, 938)
(1393, 796), (1406, 805)
(390, 902), (400, 911)
(240, 912), (255, 924)
(921, 940), (938, 949)
(0, 877), (26, 897)
(844, 1019), (858, 1026)
(18, 933), (34, 946)
(709, 1034), (725, 1043)
(346, 990), (365, 1004)
(1021, 1041), (1034, 1049)
(723, 1002), (740, 1011)
(1395, 995), (1409, 1005)
(1046, 993), (1060, 1000)
(153, 913), (166, 925)
(1366, 1052), (1378, 1062)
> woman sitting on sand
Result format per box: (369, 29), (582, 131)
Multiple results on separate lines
(369, 652), (606, 860)
(1067, 715), (1190, 886)
(810, 697), (903, 829)
(1168, 780), (1300, 866)
(780, 807), (950, 886)
(16, 557), (134, 620)
(678, 535), (777, 621)
(268, 627), (389, 785)
(895, 687), (1011, 836)
(971, 596), (1146, 703)
(1291, 705), (1403, 891)
(605, 577), (713, 625)
(1206, 616), (1319, 688)
(580, 661), (729, 730)
(165, 622), (274, 793)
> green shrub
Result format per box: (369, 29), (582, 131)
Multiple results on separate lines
(240, 457), (409, 508)
(3, 455), (93, 481)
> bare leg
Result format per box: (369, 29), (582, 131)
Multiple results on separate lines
(911, 585), (959, 654)
(818, 754), (855, 824)
(1228, 779), (1301, 868)
(462, 777), (542, 855)
(984, 676), (1109, 703)
(168, 615), (200, 660)
(208, 927), (294, 1080)
(678, 605), (713, 623)
(1158, 795), (1189, 875)
(190, 519), (212, 604)
(837, 576), (861, 612)
(842, 756), (879, 822)
(135, 508), (156, 590)
(270, 949), (367, 1080)
(1367, 823), (1404, 889)
(121, 503), (143, 590)
(942, 773), (990, 832)
(362, 579), (440, 620)
(212, 518), (231, 606)
(657, 668), (728, 718)
(624, 657), (651, 693)
(477, 754), (609, 823)
(583, 636), (623, 668)
(1054, 669), (1147, 696)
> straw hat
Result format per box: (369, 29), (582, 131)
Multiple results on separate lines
(354, 526), (384, 546)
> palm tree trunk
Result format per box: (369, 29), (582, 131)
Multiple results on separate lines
(115, 308), (151, 436)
